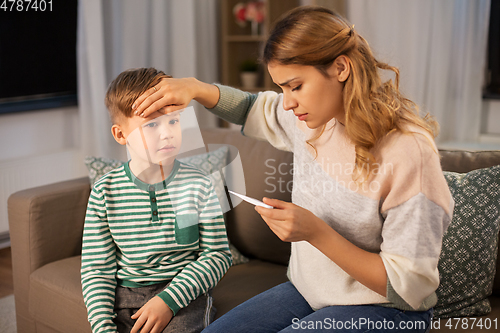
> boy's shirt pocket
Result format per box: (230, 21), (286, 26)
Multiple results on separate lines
(175, 213), (200, 245)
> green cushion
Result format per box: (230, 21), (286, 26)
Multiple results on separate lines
(84, 156), (124, 185)
(434, 165), (500, 318)
(84, 146), (250, 265)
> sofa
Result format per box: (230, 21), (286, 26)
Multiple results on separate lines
(8, 128), (500, 333)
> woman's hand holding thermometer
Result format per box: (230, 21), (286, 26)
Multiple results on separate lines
(229, 190), (324, 244)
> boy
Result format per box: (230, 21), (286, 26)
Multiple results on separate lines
(81, 68), (232, 333)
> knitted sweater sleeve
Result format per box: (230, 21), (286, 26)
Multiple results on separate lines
(208, 84), (295, 152)
(378, 133), (454, 310)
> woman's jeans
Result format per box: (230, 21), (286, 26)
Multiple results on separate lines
(203, 282), (433, 333)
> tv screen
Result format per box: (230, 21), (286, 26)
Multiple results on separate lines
(0, 0), (78, 114)
(485, 0), (500, 97)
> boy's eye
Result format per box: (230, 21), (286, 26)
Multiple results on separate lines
(169, 119), (179, 125)
(143, 122), (158, 128)
(292, 84), (302, 92)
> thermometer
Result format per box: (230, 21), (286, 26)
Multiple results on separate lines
(228, 190), (274, 209)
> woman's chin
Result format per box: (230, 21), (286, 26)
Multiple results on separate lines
(305, 120), (320, 129)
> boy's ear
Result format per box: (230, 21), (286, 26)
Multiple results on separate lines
(111, 124), (127, 145)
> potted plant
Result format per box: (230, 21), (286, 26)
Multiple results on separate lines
(240, 59), (259, 89)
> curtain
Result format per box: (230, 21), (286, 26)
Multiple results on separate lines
(346, 0), (491, 144)
(77, 0), (220, 160)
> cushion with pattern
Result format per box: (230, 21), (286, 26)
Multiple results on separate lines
(434, 165), (500, 318)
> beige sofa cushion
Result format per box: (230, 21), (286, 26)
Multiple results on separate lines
(212, 260), (288, 319)
(29, 256), (90, 333)
(29, 255), (287, 327)
(202, 129), (293, 265)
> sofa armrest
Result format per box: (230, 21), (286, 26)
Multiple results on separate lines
(8, 176), (91, 332)
(8, 176), (90, 293)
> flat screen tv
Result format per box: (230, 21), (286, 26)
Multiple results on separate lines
(0, 0), (78, 114)
(485, 0), (500, 98)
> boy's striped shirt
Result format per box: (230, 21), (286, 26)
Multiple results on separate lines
(81, 160), (232, 333)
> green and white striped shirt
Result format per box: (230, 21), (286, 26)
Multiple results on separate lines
(81, 160), (232, 333)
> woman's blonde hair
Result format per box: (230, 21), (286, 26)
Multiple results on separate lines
(262, 6), (439, 181)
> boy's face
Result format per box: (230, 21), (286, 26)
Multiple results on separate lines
(112, 110), (182, 165)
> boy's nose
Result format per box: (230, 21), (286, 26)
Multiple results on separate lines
(159, 127), (174, 140)
(156, 120), (171, 137)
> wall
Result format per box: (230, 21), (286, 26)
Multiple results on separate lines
(0, 107), (79, 159)
(300, 0), (346, 15)
(475, 99), (500, 148)
(483, 99), (500, 135)
(0, 106), (88, 244)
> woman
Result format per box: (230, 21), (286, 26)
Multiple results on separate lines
(132, 6), (452, 333)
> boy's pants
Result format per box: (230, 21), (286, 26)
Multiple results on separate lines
(113, 281), (216, 333)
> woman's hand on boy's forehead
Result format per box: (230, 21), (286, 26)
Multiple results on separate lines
(132, 77), (195, 118)
(158, 107), (183, 117)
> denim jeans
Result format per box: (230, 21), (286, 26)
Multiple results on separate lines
(202, 282), (433, 333)
(114, 281), (216, 333)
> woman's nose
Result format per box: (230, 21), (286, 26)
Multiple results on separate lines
(282, 92), (298, 111)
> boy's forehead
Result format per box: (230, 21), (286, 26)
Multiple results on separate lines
(159, 108), (182, 117)
(141, 109), (181, 123)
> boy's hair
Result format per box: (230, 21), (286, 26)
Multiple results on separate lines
(105, 67), (172, 124)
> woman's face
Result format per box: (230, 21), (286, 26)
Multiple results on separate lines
(267, 60), (348, 129)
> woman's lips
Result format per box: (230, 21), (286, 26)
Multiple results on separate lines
(296, 113), (308, 121)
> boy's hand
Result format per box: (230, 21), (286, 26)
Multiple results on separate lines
(130, 296), (173, 333)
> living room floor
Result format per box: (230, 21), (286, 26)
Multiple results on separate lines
(0, 247), (13, 298)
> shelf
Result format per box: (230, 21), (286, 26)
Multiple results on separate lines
(221, 0), (300, 107)
(226, 35), (267, 42)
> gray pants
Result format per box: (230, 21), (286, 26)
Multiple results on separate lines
(113, 281), (216, 333)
